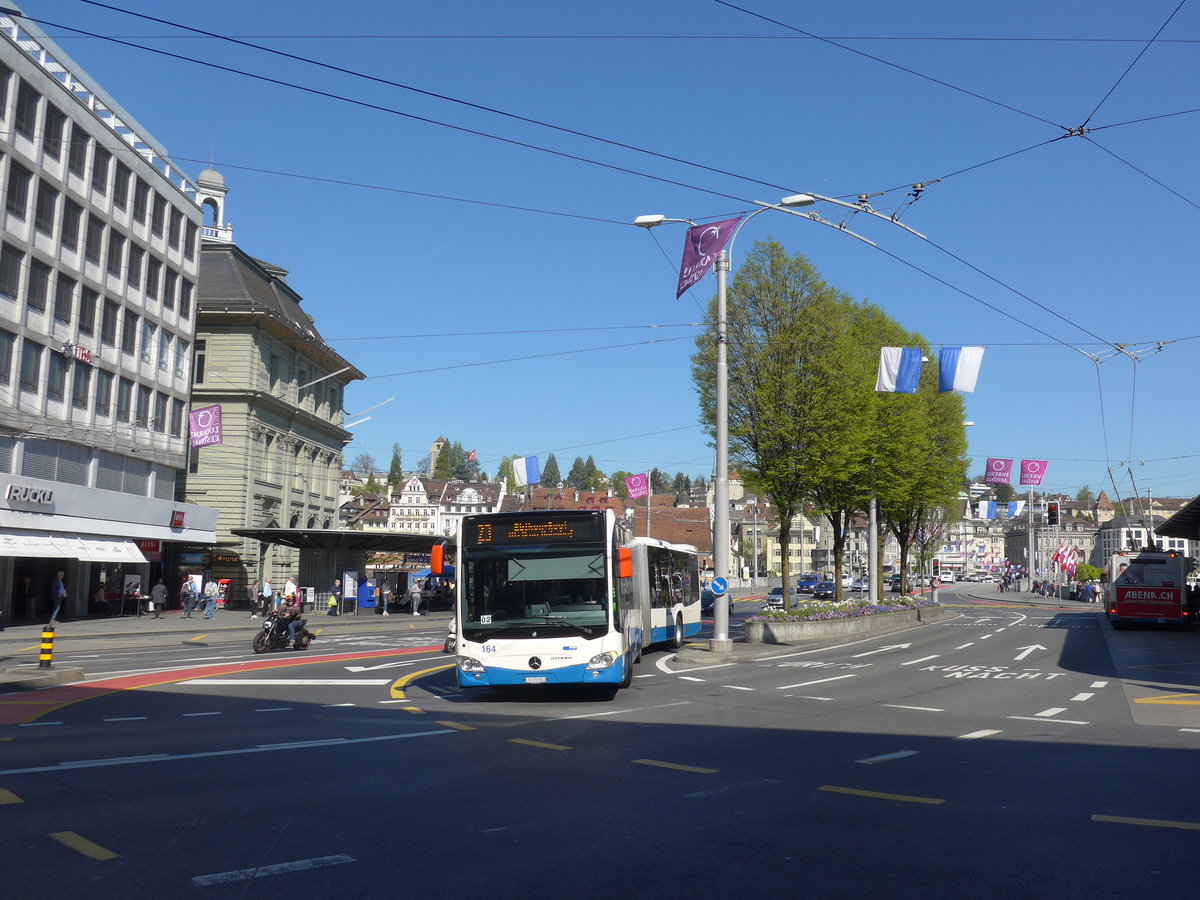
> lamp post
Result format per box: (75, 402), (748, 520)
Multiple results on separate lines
(636, 194), (816, 650)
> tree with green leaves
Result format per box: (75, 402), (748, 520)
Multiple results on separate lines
(650, 468), (670, 494)
(540, 453), (561, 487)
(610, 470), (631, 501)
(497, 456), (515, 492)
(1075, 485), (1095, 502)
(993, 483), (1015, 503)
(388, 444), (403, 487)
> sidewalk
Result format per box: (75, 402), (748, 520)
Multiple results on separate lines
(0, 607), (450, 691)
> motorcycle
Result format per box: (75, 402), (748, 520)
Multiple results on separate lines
(442, 615), (456, 654)
(253, 613), (314, 653)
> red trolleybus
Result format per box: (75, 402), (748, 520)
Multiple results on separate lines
(1106, 549), (1193, 629)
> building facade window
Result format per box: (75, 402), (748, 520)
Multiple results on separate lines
(100, 297), (119, 346)
(67, 123), (88, 177)
(150, 194), (166, 236)
(47, 353), (68, 402)
(26, 259), (51, 313)
(115, 377), (132, 421)
(95, 368), (112, 416)
(0, 328), (13, 384)
(0, 242), (21, 299)
(132, 178), (149, 223)
(77, 285), (96, 335)
(135, 384), (151, 426)
(14, 80), (40, 139)
(41, 103), (66, 159)
(5, 161), (32, 219)
(19, 341), (42, 393)
(71, 361), (91, 409)
(127, 244), (143, 287)
(140, 319), (155, 364)
(53, 274), (74, 324)
(84, 215), (105, 264)
(112, 162), (130, 210)
(145, 257), (160, 300)
(91, 146), (111, 195)
(106, 232), (125, 277)
(34, 180), (58, 235)
(192, 339), (204, 382)
(121, 309), (138, 356)
(61, 200), (82, 250)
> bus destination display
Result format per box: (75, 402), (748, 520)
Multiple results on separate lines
(466, 515), (604, 547)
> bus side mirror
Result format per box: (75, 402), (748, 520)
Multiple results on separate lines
(616, 548), (632, 579)
(431, 542), (445, 576)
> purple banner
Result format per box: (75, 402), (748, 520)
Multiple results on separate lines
(189, 404), (223, 448)
(985, 458), (1013, 485)
(676, 217), (742, 298)
(1019, 459), (1048, 486)
(625, 473), (649, 500)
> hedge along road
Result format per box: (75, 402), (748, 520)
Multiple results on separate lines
(0, 644), (441, 725)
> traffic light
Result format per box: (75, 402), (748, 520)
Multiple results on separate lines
(932, 558), (940, 577)
(1047, 502), (1059, 526)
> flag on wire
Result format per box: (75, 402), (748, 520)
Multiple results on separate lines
(937, 346), (985, 393)
(512, 455), (540, 487)
(467, 449), (477, 461)
(1019, 459), (1047, 486)
(976, 501), (997, 520)
(875, 347), (923, 393)
(1007, 500), (1026, 518)
(625, 473), (650, 500)
(985, 458), (1014, 485)
(676, 217), (742, 298)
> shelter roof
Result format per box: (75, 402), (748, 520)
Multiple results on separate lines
(232, 528), (453, 554)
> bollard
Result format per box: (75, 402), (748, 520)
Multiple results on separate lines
(39, 624), (55, 669)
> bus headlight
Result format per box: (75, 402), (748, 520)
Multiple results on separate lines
(458, 657), (486, 673)
(586, 651), (616, 670)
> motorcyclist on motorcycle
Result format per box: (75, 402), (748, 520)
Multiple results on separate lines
(278, 598), (305, 645)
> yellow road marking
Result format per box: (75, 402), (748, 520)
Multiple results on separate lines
(436, 721), (475, 731)
(389, 663), (455, 699)
(1093, 814), (1200, 831)
(820, 785), (945, 805)
(49, 831), (120, 860)
(0, 789), (23, 804)
(510, 738), (572, 751)
(1134, 693), (1200, 705)
(402, 706), (423, 714)
(188, 634), (208, 642)
(632, 758), (717, 774)
(17, 644), (38, 653)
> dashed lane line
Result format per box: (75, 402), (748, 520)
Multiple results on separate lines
(1092, 814), (1200, 832)
(633, 759), (718, 775)
(193, 854), (355, 886)
(819, 785), (944, 805)
(856, 750), (920, 765)
(777, 674), (856, 690)
(882, 704), (944, 712)
(510, 738), (572, 751)
(956, 729), (1003, 740)
(0, 788), (22, 804)
(49, 831), (120, 860)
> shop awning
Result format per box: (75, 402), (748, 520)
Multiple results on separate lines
(0, 530), (147, 563)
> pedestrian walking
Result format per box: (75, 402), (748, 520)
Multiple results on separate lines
(284, 576), (297, 604)
(262, 579), (274, 612)
(150, 578), (168, 619)
(248, 579), (261, 618)
(180, 577), (196, 618)
(203, 578), (218, 619)
(49, 570), (67, 623)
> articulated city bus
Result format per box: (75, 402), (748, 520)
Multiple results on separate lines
(1106, 549), (1194, 629)
(448, 509), (700, 694)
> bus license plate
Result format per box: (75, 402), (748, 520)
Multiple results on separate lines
(525, 675), (547, 684)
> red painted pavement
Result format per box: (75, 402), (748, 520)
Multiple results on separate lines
(0, 644), (439, 725)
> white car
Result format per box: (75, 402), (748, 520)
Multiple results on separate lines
(980, 574), (996, 583)
(850, 577), (869, 592)
(938, 571), (955, 584)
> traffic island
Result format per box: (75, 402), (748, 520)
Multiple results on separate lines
(1, 666), (86, 691)
(744, 604), (955, 645)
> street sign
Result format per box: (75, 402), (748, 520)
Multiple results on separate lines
(710, 576), (728, 596)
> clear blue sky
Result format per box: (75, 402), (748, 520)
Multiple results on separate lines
(22, 1), (1200, 503)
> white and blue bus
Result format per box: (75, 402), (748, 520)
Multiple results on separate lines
(449, 509), (701, 694)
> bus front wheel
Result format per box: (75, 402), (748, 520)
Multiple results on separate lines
(620, 652), (633, 688)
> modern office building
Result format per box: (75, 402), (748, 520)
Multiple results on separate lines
(0, 14), (217, 622)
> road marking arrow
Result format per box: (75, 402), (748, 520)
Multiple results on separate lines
(344, 661), (416, 673)
(851, 643), (912, 658)
(1013, 644), (1047, 661)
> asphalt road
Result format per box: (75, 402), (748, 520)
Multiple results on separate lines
(2, 586), (1198, 898)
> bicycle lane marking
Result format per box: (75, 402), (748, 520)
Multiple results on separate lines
(0, 644), (440, 725)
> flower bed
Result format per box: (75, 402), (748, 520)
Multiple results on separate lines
(747, 596), (938, 623)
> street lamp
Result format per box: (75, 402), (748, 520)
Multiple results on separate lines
(636, 193), (815, 650)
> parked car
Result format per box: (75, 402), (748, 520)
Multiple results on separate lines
(840, 573), (853, 587)
(938, 571), (956, 584)
(980, 574), (996, 583)
(850, 577), (869, 592)
(889, 574), (904, 592)
(812, 580), (837, 600)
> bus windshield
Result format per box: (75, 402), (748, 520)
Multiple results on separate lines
(461, 547), (610, 640)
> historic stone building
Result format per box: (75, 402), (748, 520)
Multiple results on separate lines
(184, 171), (363, 601)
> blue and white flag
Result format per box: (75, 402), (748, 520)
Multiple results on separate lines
(976, 501), (997, 519)
(876, 347), (923, 393)
(1007, 500), (1026, 518)
(512, 455), (540, 487)
(938, 346), (985, 393)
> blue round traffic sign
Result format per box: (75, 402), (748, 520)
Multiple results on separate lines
(710, 577), (728, 596)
